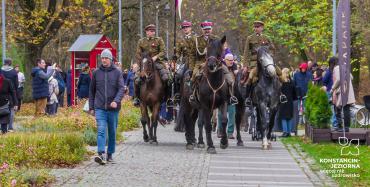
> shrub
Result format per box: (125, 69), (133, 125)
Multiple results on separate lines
(0, 132), (87, 168)
(118, 101), (140, 133)
(83, 127), (97, 146)
(305, 84), (332, 128)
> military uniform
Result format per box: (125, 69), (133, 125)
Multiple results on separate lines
(176, 33), (196, 67)
(133, 24), (172, 106)
(242, 32), (275, 84)
(189, 34), (219, 81)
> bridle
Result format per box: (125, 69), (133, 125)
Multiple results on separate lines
(205, 55), (225, 110)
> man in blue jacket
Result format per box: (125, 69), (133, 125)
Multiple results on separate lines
(293, 62), (312, 117)
(89, 49), (125, 165)
(31, 59), (55, 117)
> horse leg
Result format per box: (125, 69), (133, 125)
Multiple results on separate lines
(220, 103), (229, 149)
(140, 104), (150, 142)
(257, 103), (269, 150)
(235, 103), (244, 146)
(151, 103), (161, 145)
(197, 110), (205, 148)
(267, 109), (277, 149)
(184, 107), (195, 150)
(203, 110), (216, 154)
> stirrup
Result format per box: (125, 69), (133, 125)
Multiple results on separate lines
(244, 98), (252, 107)
(230, 96), (238, 105)
(280, 95), (288, 103)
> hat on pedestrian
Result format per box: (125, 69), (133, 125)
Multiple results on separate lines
(145, 24), (156, 31)
(181, 21), (192, 29)
(101, 49), (113, 61)
(224, 53), (234, 61)
(200, 20), (213, 29)
(299, 63), (308, 70)
(253, 21), (264, 27)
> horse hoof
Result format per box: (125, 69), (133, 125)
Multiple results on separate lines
(220, 143), (228, 149)
(262, 145), (269, 150)
(149, 140), (153, 144)
(197, 143), (205, 149)
(237, 141), (244, 146)
(186, 143), (194, 150)
(207, 147), (217, 154)
(143, 136), (149, 142)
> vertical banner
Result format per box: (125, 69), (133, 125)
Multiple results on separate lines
(336, 0), (351, 106)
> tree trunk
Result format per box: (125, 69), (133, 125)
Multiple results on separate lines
(23, 45), (43, 102)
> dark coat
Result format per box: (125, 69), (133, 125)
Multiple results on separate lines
(126, 70), (135, 97)
(1, 65), (18, 93)
(293, 71), (312, 98)
(279, 80), (297, 119)
(66, 70), (72, 94)
(322, 69), (333, 92)
(89, 64), (125, 111)
(77, 73), (91, 99)
(0, 76), (17, 124)
(31, 67), (54, 100)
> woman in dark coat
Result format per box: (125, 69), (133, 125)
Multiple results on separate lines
(77, 66), (91, 99)
(0, 72), (18, 134)
(279, 68), (297, 137)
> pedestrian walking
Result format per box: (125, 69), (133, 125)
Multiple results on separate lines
(32, 59), (55, 117)
(323, 57), (338, 128)
(66, 68), (72, 107)
(279, 68), (297, 137)
(1, 58), (18, 132)
(89, 49), (125, 165)
(55, 64), (66, 107)
(77, 66), (90, 99)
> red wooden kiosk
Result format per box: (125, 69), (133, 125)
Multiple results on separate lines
(68, 34), (117, 105)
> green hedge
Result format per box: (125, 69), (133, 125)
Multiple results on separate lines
(305, 84), (332, 128)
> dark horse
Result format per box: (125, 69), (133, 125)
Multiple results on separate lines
(197, 36), (229, 154)
(253, 46), (281, 149)
(175, 63), (206, 149)
(139, 52), (165, 144)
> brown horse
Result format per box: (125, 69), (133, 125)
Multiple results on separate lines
(139, 52), (165, 144)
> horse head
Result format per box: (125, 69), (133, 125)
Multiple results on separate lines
(141, 51), (155, 80)
(206, 36), (226, 73)
(257, 46), (276, 77)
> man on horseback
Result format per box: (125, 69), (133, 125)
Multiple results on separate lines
(133, 24), (172, 107)
(172, 20), (197, 101)
(242, 21), (286, 105)
(189, 20), (238, 105)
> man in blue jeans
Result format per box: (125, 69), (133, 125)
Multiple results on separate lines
(89, 49), (125, 165)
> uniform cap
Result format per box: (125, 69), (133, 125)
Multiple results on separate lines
(101, 49), (113, 61)
(145, 24), (156, 31)
(253, 21), (265, 27)
(200, 20), (213, 29)
(181, 21), (192, 28)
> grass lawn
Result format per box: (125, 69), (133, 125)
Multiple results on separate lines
(281, 136), (370, 187)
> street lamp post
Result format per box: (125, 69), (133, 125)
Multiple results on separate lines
(155, 4), (159, 37)
(333, 0), (337, 55)
(139, 0), (143, 38)
(2, 0), (6, 64)
(118, 0), (122, 64)
(164, 3), (171, 60)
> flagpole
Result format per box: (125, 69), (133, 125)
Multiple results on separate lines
(173, 0), (177, 56)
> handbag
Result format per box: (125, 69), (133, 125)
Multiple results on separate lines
(83, 100), (89, 112)
(0, 101), (10, 116)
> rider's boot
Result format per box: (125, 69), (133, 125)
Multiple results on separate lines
(189, 73), (201, 104)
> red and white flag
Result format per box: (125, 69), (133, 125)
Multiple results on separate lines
(176, 0), (183, 20)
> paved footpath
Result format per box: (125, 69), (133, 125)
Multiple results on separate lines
(52, 123), (334, 187)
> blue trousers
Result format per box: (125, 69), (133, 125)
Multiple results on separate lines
(217, 105), (235, 134)
(282, 118), (293, 133)
(95, 109), (119, 154)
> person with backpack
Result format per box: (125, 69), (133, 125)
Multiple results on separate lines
(1, 58), (18, 132)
